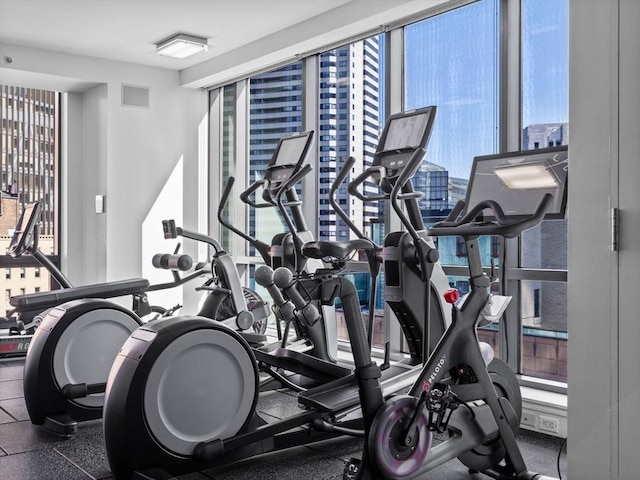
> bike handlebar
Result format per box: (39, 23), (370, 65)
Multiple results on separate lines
(428, 193), (554, 239)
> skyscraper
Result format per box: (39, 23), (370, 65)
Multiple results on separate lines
(1, 86), (58, 234)
(247, 37), (382, 243)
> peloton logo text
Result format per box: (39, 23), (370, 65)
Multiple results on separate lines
(427, 354), (447, 386)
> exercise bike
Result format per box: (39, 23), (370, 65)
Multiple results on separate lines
(345, 145), (569, 479)
(101, 107), (458, 479)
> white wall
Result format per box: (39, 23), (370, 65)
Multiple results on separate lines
(568, 0), (640, 478)
(0, 43), (206, 311)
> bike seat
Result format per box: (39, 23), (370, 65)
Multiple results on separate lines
(302, 238), (375, 261)
(10, 278), (150, 312)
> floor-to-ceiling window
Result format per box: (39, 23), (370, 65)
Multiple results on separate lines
(248, 63), (303, 248)
(0, 86), (61, 317)
(317, 35), (387, 347)
(404, 0), (503, 357)
(208, 0), (569, 388)
(519, 0), (569, 383)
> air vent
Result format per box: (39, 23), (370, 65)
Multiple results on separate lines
(121, 84), (150, 109)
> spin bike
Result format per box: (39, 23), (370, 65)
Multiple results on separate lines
(345, 145), (569, 480)
(101, 108), (457, 479)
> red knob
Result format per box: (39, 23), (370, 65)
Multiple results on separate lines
(444, 289), (460, 304)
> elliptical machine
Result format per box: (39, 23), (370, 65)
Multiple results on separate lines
(219, 130), (341, 364)
(100, 107), (456, 479)
(344, 145), (569, 480)
(14, 202), (259, 435)
(0, 202), (153, 358)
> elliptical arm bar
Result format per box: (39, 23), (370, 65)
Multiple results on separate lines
(239, 178), (273, 209)
(330, 157), (368, 240)
(145, 264), (208, 293)
(31, 248), (73, 289)
(284, 183), (308, 232)
(220, 177), (272, 264)
(390, 148), (429, 245)
(175, 227), (223, 252)
(275, 164), (313, 239)
(274, 164), (313, 272)
(347, 165), (388, 202)
(218, 176), (260, 245)
(445, 200), (466, 222)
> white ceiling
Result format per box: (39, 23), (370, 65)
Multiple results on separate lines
(0, 0), (352, 69)
(0, 0), (458, 88)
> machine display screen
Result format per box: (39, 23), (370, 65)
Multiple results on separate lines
(272, 133), (312, 167)
(374, 107), (436, 178)
(8, 202), (41, 256)
(382, 111), (432, 151)
(465, 146), (568, 220)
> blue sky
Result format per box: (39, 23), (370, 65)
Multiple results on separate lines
(404, 0), (568, 179)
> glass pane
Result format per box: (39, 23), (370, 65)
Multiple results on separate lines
(1, 267), (54, 318)
(522, 0), (569, 148)
(317, 35), (386, 348)
(220, 84), (236, 251)
(521, 220), (567, 269)
(404, 0), (499, 257)
(520, 280), (567, 382)
(1, 87), (60, 320)
(521, 0), (569, 383)
(317, 34), (385, 242)
(248, 63), (303, 247)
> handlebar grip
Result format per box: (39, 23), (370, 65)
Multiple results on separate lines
(240, 179), (272, 208)
(254, 265), (296, 320)
(347, 165), (388, 202)
(255, 266), (286, 305)
(152, 253), (193, 271)
(272, 267), (321, 325)
(219, 176), (235, 215)
(390, 148), (425, 200)
(333, 157), (356, 194)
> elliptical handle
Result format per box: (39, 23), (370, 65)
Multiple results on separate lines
(239, 178), (272, 208)
(347, 165), (388, 202)
(330, 157), (368, 240)
(275, 163), (313, 202)
(218, 177), (259, 245)
(218, 176), (236, 219)
(274, 164), (313, 235)
(389, 148), (427, 239)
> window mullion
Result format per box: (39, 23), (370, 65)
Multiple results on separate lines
(500, 0), (523, 372)
(302, 56), (319, 240)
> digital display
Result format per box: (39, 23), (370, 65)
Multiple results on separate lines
(8, 202), (41, 256)
(382, 112), (432, 151)
(14, 203), (37, 237)
(465, 146), (568, 220)
(272, 134), (311, 167)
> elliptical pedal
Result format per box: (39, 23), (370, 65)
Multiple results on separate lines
(298, 374), (359, 412)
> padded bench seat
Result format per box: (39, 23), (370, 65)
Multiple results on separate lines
(10, 278), (150, 312)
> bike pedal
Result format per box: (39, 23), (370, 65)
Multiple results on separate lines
(426, 384), (459, 433)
